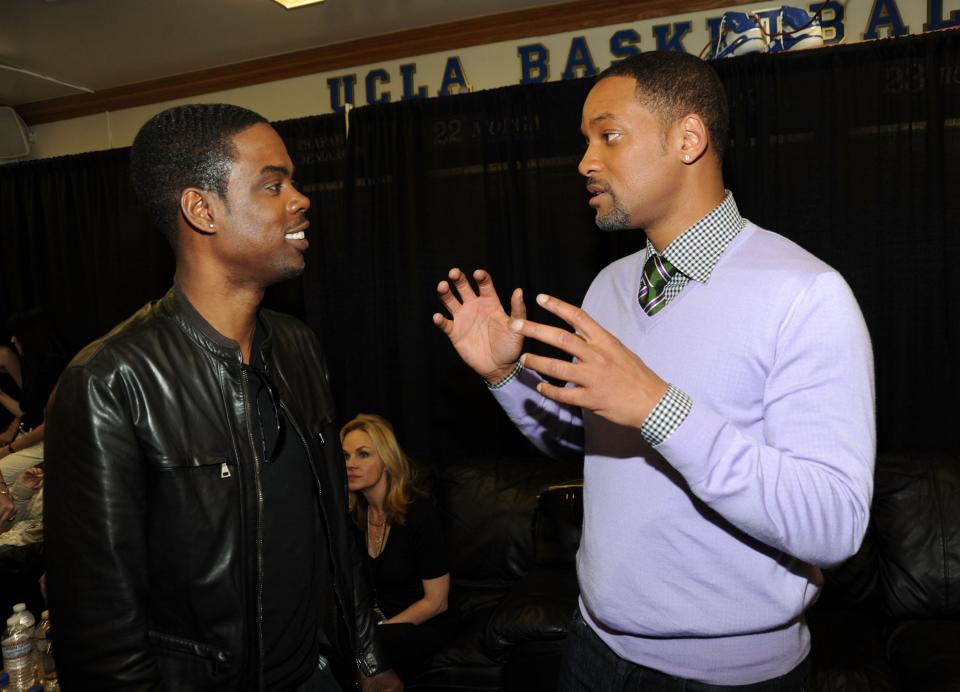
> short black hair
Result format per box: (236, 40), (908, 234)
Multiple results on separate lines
(129, 103), (268, 245)
(599, 51), (729, 160)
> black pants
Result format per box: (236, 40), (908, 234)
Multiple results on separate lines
(292, 658), (343, 692)
(558, 609), (810, 692)
(376, 609), (458, 678)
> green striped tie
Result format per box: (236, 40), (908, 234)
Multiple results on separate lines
(638, 253), (677, 316)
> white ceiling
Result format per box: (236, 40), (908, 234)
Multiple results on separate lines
(0, 0), (573, 106)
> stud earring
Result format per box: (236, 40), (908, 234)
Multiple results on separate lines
(208, 223), (214, 228)
(683, 154), (691, 162)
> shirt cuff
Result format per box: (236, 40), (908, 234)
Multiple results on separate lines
(485, 361), (523, 390)
(640, 384), (693, 446)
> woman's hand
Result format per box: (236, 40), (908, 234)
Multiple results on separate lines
(19, 467), (44, 490)
(0, 492), (15, 523)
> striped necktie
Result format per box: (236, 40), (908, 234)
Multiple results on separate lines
(638, 253), (677, 316)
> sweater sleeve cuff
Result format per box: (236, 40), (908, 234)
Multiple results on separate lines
(641, 384), (693, 446)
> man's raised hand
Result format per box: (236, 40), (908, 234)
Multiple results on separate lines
(433, 268), (526, 384)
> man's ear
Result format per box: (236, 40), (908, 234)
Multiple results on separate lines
(678, 113), (709, 164)
(180, 188), (217, 235)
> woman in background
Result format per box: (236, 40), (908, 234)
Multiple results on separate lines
(341, 413), (456, 679)
(0, 309), (68, 522)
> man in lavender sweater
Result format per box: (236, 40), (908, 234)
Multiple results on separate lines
(433, 52), (875, 690)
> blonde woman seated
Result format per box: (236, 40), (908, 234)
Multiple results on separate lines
(341, 414), (456, 678)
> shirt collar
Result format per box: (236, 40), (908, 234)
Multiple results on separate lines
(645, 190), (746, 284)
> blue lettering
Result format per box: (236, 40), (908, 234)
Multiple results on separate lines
(813, 2), (846, 44)
(518, 43), (550, 84)
(705, 16), (724, 45)
(652, 21), (692, 52)
(863, 0), (909, 39)
(562, 37), (598, 79)
(365, 69), (390, 105)
(439, 57), (470, 96)
(400, 63), (428, 101)
(610, 29), (641, 61)
(925, 0), (960, 30)
(327, 75), (356, 113)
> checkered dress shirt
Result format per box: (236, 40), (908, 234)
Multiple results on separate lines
(640, 191), (746, 446)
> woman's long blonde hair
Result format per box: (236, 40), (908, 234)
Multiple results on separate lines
(340, 413), (420, 528)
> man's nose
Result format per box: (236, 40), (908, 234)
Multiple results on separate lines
(578, 146), (599, 177)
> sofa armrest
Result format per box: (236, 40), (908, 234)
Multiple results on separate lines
(533, 481), (583, 567)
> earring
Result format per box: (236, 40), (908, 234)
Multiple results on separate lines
(208, 223), (214, 228)
(683, 154), (691, 162)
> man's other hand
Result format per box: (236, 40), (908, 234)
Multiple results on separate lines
(511, 293), (669, 429)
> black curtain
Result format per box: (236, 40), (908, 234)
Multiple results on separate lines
(1, 29), (957, 461)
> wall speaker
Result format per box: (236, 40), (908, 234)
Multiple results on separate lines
(0, 107), (31, 160)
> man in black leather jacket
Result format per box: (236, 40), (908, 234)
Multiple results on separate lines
(45, 104), (402, 692)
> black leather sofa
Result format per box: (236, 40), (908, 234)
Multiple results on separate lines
(807, 451), (960, 691)
(404, 450), (960, 692)
(408, 455), (582, 692)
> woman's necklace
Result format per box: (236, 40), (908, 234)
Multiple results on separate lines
(368, 511), (388, 558)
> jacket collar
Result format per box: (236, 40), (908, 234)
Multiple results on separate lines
(163, 283), (273, 366)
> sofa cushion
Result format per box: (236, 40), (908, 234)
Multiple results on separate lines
(886, 619), (960, 691)
(411, 603), (503, 690)
(484, 565), (578, 656)
(872, 452), (960, 618)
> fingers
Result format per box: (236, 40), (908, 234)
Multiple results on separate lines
(534, 293), (598, 341)
(511, 318), (590, 361)
(431, 312), (453, 336)
(520, 352), (581, 384)
(509, 287), (526, 321)
(473, 269), (498, 299)
(449, 267), (478, 301)
(435, 279), (462, 317)
(435, 267), (483, 315)
(534, 379), (584, 407)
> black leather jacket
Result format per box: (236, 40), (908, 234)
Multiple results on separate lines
(46, 288), (385, 690)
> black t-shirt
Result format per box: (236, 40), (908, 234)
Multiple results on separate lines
(364, 499), (449, 618)
(248, 330), (332, 689)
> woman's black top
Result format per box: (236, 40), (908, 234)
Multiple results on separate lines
(364, 498), (449, 618)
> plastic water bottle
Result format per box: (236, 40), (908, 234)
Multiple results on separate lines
(2, 614), (35, 691)
(33, 611), (54, 685)
(10, 606), (34, 638)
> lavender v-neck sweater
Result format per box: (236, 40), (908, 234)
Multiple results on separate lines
(493, 222), (875, 684)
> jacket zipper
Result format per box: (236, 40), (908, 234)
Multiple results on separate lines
(240, 365), (266, 690)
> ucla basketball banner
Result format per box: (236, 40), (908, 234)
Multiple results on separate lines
(324, 0), (958, 112)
